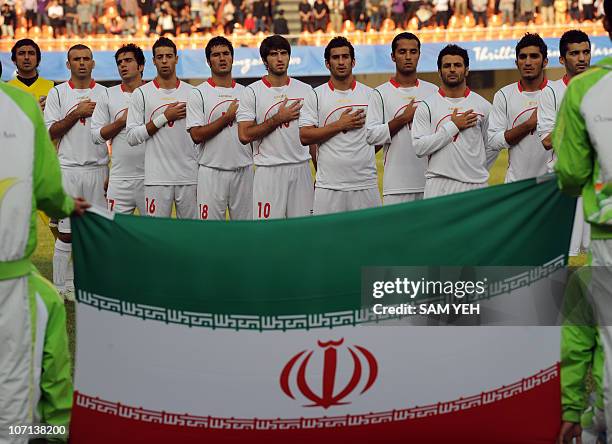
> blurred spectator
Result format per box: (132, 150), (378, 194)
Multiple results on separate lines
(367, 0), (383, 30)
(121, 0), (139, 19)
(64, 0), (78, 37)
(200, 1), (214, 29)
(253, 0), (267, 32)
(190, 0), (203, 18)
(415, 0), (433, 27)
(313, 0), (330, 30)
(554, 0), (567, 22)
(77, 0), (93, 35)
(37, 0), (49, 28)
(109, 16), (123, 34)
(433, 0), (450, 27)
(232, 0), (244, 24)
(348, 0), (363, 22)
(91, 0), (104, 18)
(147, 11), (159, 35)
(222, 0), (235, 33)
(520, 0), (534, 22)
(272, 8), (288, 32)
(391, 0), (404, 27)
(569, 0), (580, 20)
(299, 0), (313, 31)
(580, 0), (594, 19)
(1, 2), (16, 38)
(123, 13), (137, 33)
(158, 8), (176, 34)
(454, 0), (468, 16)
(500, 0), (515, 23)
(178, 5), (193, 33)
(138, 0), (154, 15)
(472, 0), (488, 25)
(355, 11), (367, 28)
(540, 0), (554, 23)
(47, 0), (64, 37)
(244, 11), (255, 31)
(405, 0), (420, 23)
(329, 0), (343, 31)
(24, 0), (37, 30)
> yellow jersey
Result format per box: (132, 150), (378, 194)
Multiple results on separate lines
(8, 76), (55, 101)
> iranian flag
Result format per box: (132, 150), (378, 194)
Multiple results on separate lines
(70, 177), (575, 443)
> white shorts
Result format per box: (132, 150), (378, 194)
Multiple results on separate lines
(197, 165), (253, 221)
(107, 178), (146, 215)
(313, 187), (382, 215)
(424, 177), (487, 199)
(253, 162), (314, 219)
(144, 185), (197, 219)
(58, 166), (108, 234)
(384, 192), (424, 205)
(569, 197), (591, 256)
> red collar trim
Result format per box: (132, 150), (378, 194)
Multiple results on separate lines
(390, 77), (420, 88)
(68, 79), (95, 89)
(262, 76), (290, 88)
(153, 78), (180, 89)
(207, 78), (237, 88)
(438, 87), (470, 98)
(517, 77), (548, 92)
(562, 74), (570, 86)
(328, 79), (357, 91)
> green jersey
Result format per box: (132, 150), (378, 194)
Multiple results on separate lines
(554, 56), (612, 239)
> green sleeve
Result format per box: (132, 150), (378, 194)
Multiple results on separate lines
(30, 272), (73, 442)
(560, 269), (596, 423)
(31, 98), (74, 219)
(553, 80), (594, 197)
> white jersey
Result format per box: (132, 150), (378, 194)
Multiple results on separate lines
(237, 76), (312, 166)
(537, 76), (568, 140)
(366, 78), (438, 195)
(488, 80), (553, 182)
(186, 78), (252, 170)
(412, 88), (492, 184)
(300, 80), (377, 191)
(44, 80), (108, 168)
(126, 79), (197, 186)
(91, 84), (145, 180)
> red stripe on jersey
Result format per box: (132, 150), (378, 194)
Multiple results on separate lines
(68, 79), (96, 89)
(207, 99), (237, 124)
(390, 78), (420, 88)
(511, 107), (537, 129)
(262, 76), (290, 88)
(263, 98), (304, 121)
(438, 87), (470, 98)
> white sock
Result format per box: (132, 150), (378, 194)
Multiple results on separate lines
(53, 240), (72, 291)
(65, 257), (74, 291)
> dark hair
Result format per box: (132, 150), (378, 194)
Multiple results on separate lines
(67, 44), (92, 59)
(260, 35), (291, 62)
(437, 44), (469, 70)
(391, 32), (421, 53)
(324, 36), (355, 62)
(115, 43), (146, 67)
(205, 36), (234, 61)
(11, 39), (42, 67)
(152, 36), (177, 56)
(515, 33), (548, 59)
(605, 0), (612, 23)
(559, 29), (591, 58)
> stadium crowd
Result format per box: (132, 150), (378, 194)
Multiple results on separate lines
(0, 0), (607, 38)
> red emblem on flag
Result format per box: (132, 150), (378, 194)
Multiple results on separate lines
(279, 338), (378, 409)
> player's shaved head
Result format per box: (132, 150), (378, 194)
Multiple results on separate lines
(67, 44), (92, 60)
(392, 32), (421, 54)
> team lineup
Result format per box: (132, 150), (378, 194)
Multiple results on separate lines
(13, 30), (591, 297)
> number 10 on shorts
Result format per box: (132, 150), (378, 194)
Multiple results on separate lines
(257, 202), (271, 219)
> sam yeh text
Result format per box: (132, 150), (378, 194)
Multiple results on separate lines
(372, 303), (480, 316)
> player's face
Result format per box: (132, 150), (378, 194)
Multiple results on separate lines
(116, 51), (142, 82)
(15, 45), (38, 76)
(560, 42), (591, 77)
(439, 55), (468, 87)
(325, 46), (354, 81)
(516, 46), (547, 81)
(67, 49), (95, 80)
(265, 49), (290, 76)
(208, 45), (233, 76)
(392, 39), (420, 75)
(153, 47), (178, 79)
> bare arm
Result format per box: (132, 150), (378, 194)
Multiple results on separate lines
(100, 110), (127, 141)
(49, 99), (96, 140)
(238, 98), (301, 144)
(190, 100), (237, 144)
(503, 109), (537, 146)
(387, 100), (417, 138)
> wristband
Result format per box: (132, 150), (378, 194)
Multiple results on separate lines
(153, 114), (169, 129)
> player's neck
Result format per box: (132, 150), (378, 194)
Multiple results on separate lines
(69, 76), (92, 89)
(17, 69), (37, 80)
(393, 71), (418, 87)
(212, 73), (233, 88)
(564, 71), (574, 82)
(265, 72), (289, 87)
(519, 74), (545, 92)
(441, 82), (468, 98)
(330, 75), (355, 91)
(122, 77), (144, 93)
(155, 74), (179, 89)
